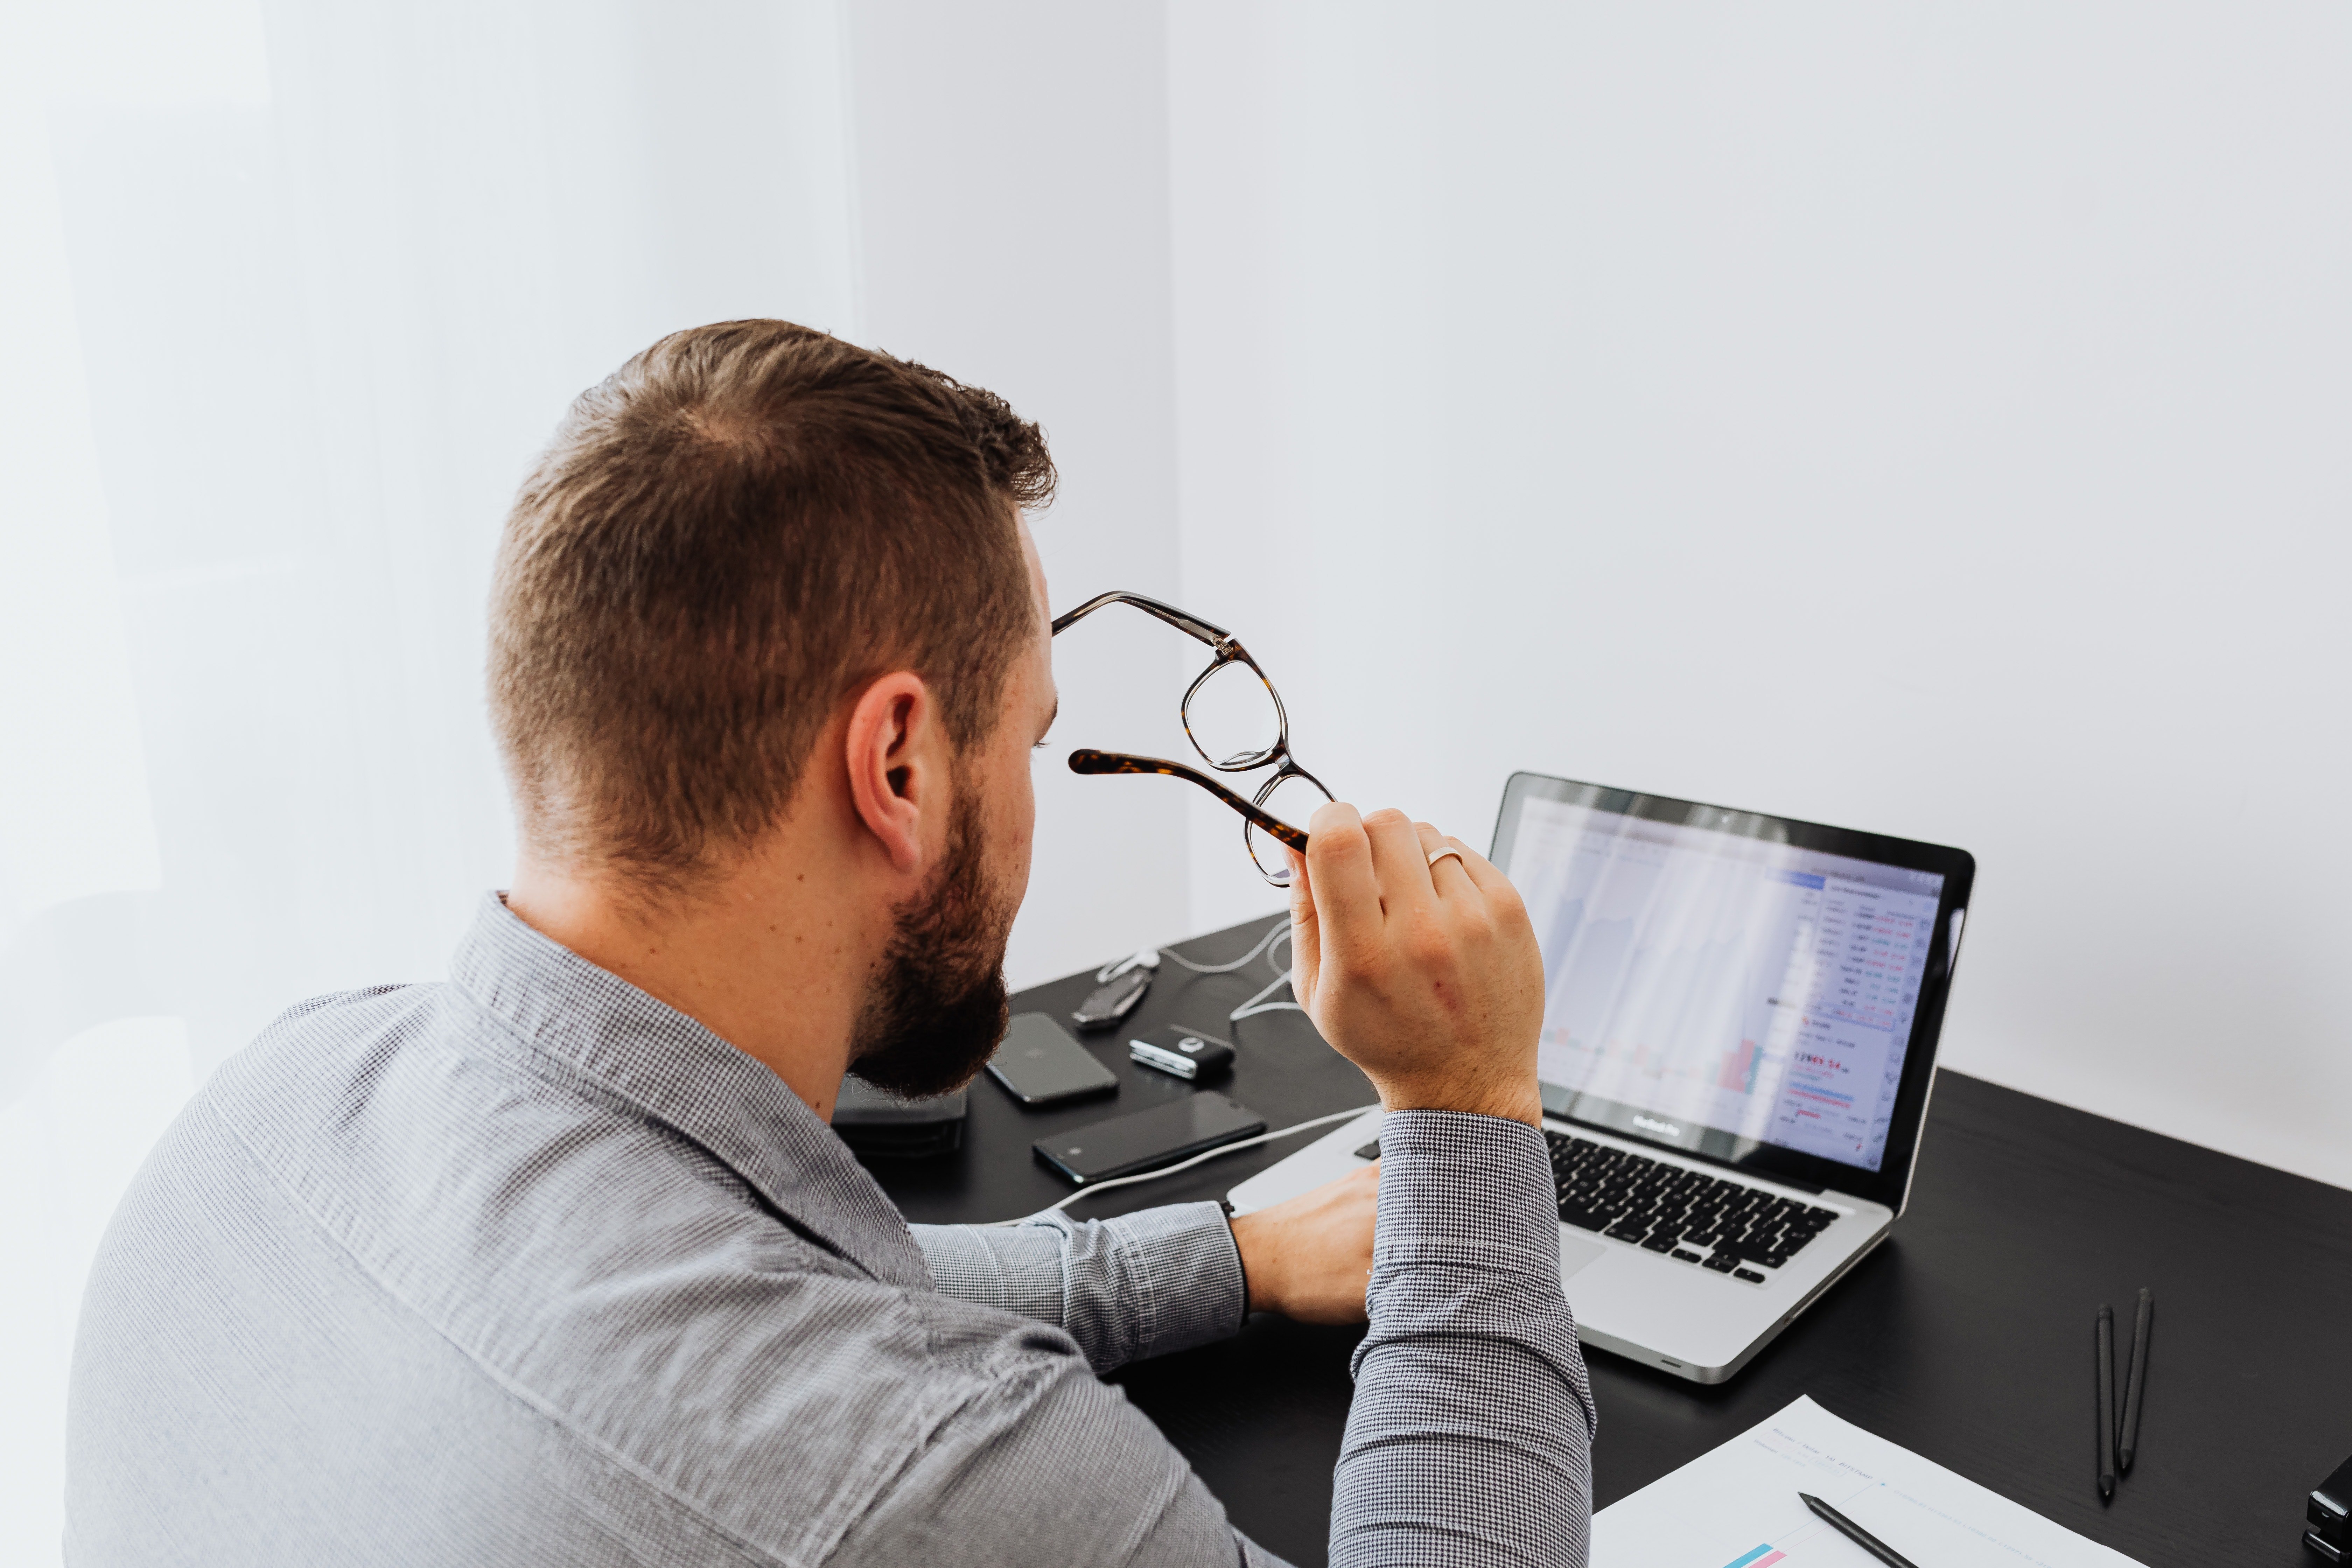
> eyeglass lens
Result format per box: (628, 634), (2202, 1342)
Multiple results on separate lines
(1247, 773), (1335, 886)
(1182, 660), (1284, 771)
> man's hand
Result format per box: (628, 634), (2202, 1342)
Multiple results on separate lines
(1287, 805), (1545, 1126)
(1228, 1162), (1378, 1323)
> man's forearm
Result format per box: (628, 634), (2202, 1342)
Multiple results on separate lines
(1332, 1110), (1595, 1568)
(912, 1203), (1247, 1373)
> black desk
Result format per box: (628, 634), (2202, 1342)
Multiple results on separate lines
(872, 915), (2352, 1568)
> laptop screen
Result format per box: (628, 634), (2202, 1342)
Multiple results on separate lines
(1501, 786), (1953, 1177)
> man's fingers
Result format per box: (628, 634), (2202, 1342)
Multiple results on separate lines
(1303, 801), (1382, 973)
(1442, 839), (1514, 896)
(1361, 808), (1435, 909)
(1415, 822), (1475, 895)
(1286, 848), (1320, 1002)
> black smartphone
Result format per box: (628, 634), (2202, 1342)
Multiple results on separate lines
(1071, 967), (1150, 1030)
(1033, 1093), (1266, 1186)
(986, 1012), (1121, 1107)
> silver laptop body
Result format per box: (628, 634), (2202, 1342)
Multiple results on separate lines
(1230, 773), (1973, 1384)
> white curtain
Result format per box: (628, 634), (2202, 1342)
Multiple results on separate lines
(0, 0), (870, 1553)
(3, 1), (1232, 1548)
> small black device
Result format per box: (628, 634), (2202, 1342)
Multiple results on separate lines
(1071, 967), (1150, 1030)
(985, 1011), (1121, 1107)
(2308, 1452), (2352, 1561)
(1128, 1026), (1236, 1082)
(1033, 1092), (1266, 1185)
(831, 1077), (966, 1160)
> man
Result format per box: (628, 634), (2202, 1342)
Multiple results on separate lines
(65, 321), (1595, 1566)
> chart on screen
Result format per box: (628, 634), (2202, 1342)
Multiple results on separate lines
(1591, 1396), (2145, 1568)
(1510, 798), (1943, 1172)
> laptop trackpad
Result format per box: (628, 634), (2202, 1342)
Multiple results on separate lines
(1560, 1234), (1606, 1280)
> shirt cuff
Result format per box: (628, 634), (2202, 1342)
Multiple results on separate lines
(915, 1200), (1248, 1373)
(1370, 1108), (1561, 1272)
(1089, 1199), (1249, 1363)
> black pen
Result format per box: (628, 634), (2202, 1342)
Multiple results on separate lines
(1800, 1492), (1921, 1568)
(2118, 1287), (2153, 1474)
(2096, 1304), (2116, 1501)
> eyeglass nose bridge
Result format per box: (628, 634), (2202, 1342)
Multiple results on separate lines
(1177, 647), (1293, 774)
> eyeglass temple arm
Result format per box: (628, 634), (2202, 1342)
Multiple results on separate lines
(1049, 591), (1237, 653)
(1065, 749), (1308, 853)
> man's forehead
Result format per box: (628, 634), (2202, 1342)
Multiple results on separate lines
(1015, 513), (1049, 603)
(1014, 514), (1056, 714)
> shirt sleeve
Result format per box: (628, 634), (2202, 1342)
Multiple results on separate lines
(822, 1301), (1297, 1568)
(1332, 1110), (1597, 1568)
(910, 1202), (1248, 1373)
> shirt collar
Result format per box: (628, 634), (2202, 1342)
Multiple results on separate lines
(448, 891), (931, 1291)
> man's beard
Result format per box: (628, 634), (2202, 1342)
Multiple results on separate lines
(847, 793), (1015, 1101)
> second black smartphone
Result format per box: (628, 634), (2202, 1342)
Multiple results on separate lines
(1033, 1093), (1266, 1185)
(986, 1012), (1121, 1107)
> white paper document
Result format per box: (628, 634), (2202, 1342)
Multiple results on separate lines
(1592, 1395), (2148, 1568)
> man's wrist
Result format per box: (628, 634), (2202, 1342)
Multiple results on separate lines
(1227, 1206), (1277, 1315)
(1373, 1074), (1542, 1128)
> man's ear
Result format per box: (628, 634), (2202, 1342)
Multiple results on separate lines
(842, 672), (938, 875)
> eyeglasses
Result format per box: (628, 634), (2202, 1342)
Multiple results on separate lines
(1049, 590), (1334, 886)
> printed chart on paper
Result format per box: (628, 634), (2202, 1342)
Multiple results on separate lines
(1591, 1396), (2147, 1568)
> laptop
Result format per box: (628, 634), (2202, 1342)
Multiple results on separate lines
(1230, 771), (1974, 1384)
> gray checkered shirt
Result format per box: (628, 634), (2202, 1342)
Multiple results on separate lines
(65, 894), (1593, 1566)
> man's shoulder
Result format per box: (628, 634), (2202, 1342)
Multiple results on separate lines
(209, 978), (458, 1121)
(83, 1100), (1097, 1568)
(105, 974), (1106, 1563)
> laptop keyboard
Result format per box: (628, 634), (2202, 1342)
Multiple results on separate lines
(1545, 1129), (1839, 1283)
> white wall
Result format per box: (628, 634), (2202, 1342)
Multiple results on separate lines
(1166, 2), (2352, 1188)
(848, 0), (1198, 990)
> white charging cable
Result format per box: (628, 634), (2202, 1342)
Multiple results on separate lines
(982, 1102), (1378, 1226)
(1097, 918), (1307, 1026)
(1094, 916), (1290, 983)
(1228, 939), (1304, 1022)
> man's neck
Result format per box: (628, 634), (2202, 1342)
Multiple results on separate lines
(504, 835), (882, 1122)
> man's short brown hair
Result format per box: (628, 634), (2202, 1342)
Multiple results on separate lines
(489, 320), (1054, 893)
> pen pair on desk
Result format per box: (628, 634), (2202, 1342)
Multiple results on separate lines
(2097, 1287), (2156, 1502)
(1788, 1290), (2156, 1567)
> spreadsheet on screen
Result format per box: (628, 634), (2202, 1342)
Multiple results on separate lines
(1510, 797), (1945, 1172)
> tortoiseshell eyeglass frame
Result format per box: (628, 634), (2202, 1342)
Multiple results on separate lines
(1048, 590), (1333, 883)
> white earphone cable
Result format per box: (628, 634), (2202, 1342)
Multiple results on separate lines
(1094, 916), (1290, 984)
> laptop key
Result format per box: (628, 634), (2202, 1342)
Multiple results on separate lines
(1733, 1268), (1769, 1284)
(1544, 1128), (1840, 1267)
(1669, 1248), (1705, 1264)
